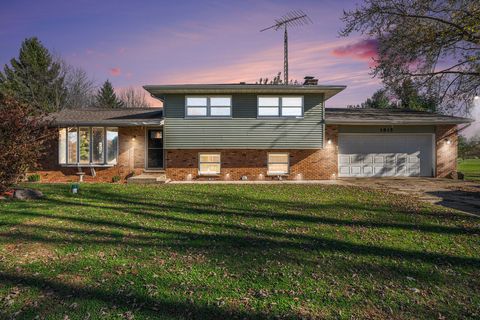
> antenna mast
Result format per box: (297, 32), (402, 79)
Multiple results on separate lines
(260, 10), (312, 84)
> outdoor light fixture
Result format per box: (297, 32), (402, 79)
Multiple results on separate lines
(132, 136), (136, 141)
(446, 139), (451, 145)
(327, 139), (332, 145)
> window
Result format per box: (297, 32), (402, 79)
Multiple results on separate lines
(268, 153), (289, 175)
(59, 128), (67, 164)
(106, 128), (118, 164)
(92, 127), (105, 163)
(79, 127), (90, 164)
(67, 127), (78, 163)
(258, 96), (303, 117)
(58, 127), (118, 165)
(199, 153), (221, 175)
(186, 96), (231, 117)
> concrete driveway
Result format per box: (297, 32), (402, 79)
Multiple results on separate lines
(339, 177), (480, 216)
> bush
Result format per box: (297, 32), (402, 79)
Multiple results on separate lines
(0, 96), (52, 193)
(27, 174), (41, 182)
(112, 175), (121, 183)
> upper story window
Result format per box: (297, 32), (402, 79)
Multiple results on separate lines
(186, 96), (232, 118)
(258, 96), (303, 117)
(59, 127), (118, 166)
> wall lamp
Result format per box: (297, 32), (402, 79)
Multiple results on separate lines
(446, 139), (451, 145)
(132, 136), (136, 141)
(327, 139), (332, 145)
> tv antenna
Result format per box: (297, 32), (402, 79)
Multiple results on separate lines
(260, 10), (312, 85)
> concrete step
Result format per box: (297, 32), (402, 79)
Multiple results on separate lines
(127, 173), (167, 184)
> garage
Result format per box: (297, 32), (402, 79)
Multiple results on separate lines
(338, 134), (434, 177)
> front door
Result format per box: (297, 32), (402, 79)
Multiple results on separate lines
(147, 128), (163, 169)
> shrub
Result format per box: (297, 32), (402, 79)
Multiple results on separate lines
(0, 96), (52, 193)
(112, 175), (121, 183)
(27, 174), (41, 182)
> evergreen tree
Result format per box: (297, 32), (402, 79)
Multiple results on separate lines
(0, 37), (66, 114)
(392, 79), (437, 112)
(95, 80), (124, 108)
(362, 89), (394, 109)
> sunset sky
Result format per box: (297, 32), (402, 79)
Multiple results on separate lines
(1, 0), (382, 107)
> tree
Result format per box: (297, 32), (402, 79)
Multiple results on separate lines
(95, 80), (124, 108)
(362, 88), (394, 109)
(391, 79), (438, 112)
(458, 134), (480, 159)
(341, 0), (480, 114)
(353, 81), (438, 110)
(0, 37), (66, 114)
(61, 60), (96, 109)
(0, 95), (52, 193)
(256, 72), (299, 85)
(118, 87), (151, 108)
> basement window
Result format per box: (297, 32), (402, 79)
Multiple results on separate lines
(58, 127), (118, 166)
(198, 153), (221, 175)
(267, 153), (289, 175)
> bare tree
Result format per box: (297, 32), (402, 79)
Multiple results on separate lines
(118, 87), (151, 108)
(57, 59), (96, 109)
(341, 0), (480, 115)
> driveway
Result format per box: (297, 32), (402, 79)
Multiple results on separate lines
(339, 177), (480, 216)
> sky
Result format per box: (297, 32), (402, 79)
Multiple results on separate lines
(0, 0), (383, 107)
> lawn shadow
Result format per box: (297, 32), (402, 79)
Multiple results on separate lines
(426, 189), (480, 217)
(2, 184), (480, 319)
(0, 271), (272, 320)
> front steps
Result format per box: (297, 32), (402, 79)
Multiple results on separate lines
(127, 172), (168, 184)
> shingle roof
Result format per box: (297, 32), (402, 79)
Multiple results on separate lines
(51, 107), (472, 127)
(325, 108), (472, 125)
(143, 84), (347, 100)
(51, 108), (163, 126)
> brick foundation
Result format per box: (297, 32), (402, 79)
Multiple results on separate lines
(435, 125), (458, 178)
(165, 125), (338, 181)
(35, 126), (146, 183)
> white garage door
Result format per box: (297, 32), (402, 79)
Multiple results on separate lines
(338, 134), (434, 177)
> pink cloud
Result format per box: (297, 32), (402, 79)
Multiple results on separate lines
(331, 39), (379, 67)
(110, 67), (121, 76)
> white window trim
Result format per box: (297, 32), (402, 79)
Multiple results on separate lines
(257, 96), (304, 118)
(198, 152), (221, 176)
(267, 152), (290, 176)
(59, 126), (119, 167)
(185, 96), (232, 118)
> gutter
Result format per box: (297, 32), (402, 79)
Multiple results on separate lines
(51, 119), (164, 127)
(325, 120), (473, 125)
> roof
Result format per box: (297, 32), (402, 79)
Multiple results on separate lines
(143, 84), (347, 101)
(51, 106), (472, 127)
(51, 108), (163, 126)
(325, 108), (473, 125)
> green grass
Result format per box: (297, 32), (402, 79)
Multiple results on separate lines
(0, 184), (479, 319)
(459, 158), (480, 181)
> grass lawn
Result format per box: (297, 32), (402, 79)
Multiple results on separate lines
(0, 184), (479, 319)
(459, 158), (480, 181)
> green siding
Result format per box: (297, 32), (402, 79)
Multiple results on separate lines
(163, 93), (325, 149)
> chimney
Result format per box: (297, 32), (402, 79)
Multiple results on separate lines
(303, 76), (318, 85)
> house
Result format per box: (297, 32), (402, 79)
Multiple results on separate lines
(37, 77), (472, 182)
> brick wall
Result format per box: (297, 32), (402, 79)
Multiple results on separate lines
(165, 125), (339, 181)
(435, 124), (458, 178)
(34, 126), (145, 183)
